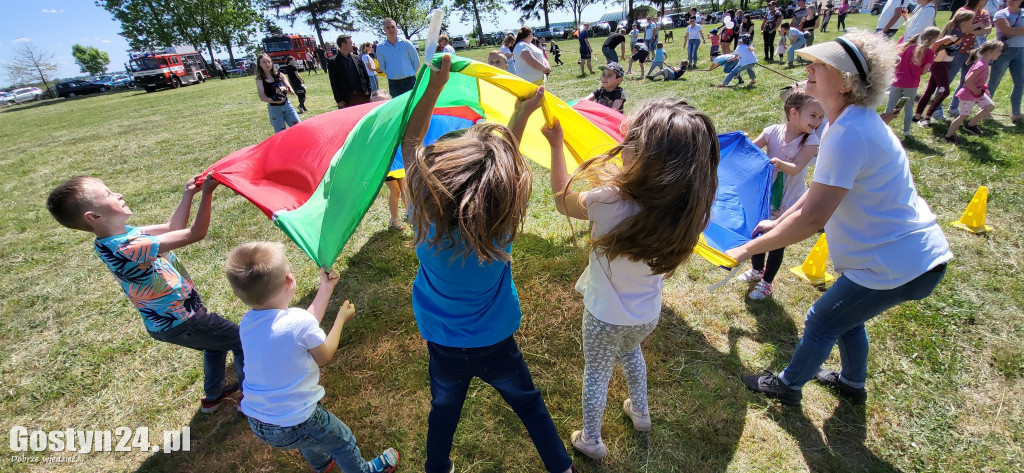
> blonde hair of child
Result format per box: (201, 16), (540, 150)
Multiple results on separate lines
(942, 10), (975, 37)
(406, 123), (532, 263)
(225, 242), (291, 307)
(565, 99), (720, 276)
(897, 27), (941, 66)
(968, 40), (1004, 64)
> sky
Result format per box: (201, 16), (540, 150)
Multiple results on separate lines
(0, 1), (619, 89)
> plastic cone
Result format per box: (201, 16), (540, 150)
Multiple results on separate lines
(951, 186), (992, 234)
(790, 233), (836, 285)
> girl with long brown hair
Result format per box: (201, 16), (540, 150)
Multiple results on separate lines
(543, 98), (720, 459)
(403, 55), (577, 473)
(255, 53), (300, 133)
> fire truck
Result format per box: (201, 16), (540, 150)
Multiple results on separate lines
(262, 34), (317, 70)
(129, 46), (210, 93)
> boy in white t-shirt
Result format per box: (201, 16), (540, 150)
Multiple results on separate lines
(227, 242), (399, 473)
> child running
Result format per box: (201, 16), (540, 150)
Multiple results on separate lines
(647, 42), (668, 77)
(738, 87), (824, 300)
(543, 99), (720, 459)
(403, 55), (577, 473)
(585, 62), (627, 112)
(881, 27), (941, 135)
(916, 10), (974, 125)
(46, 175), (244, 413)
(944, 40), (1004, 143)
(226, 243), (399, 473)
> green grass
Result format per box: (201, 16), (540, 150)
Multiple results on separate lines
(2, 12), (1023, 472)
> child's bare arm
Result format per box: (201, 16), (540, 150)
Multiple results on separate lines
(772, 144), (818, 176)
(508, 86), (545, 144)
(308, 300), (355, 366)
(752, 131), (768, 149)
(583, 92), (596, 102)
(148, 176), (218, 253)
(307, 268), (339, 323)
(141, 174), (201, 236)
(543, 119), (588, 220)
(402, 55), (450, 168)
(610, 99), (624, 111)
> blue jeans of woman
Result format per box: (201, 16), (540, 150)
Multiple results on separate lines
(947, 51), (971, 113)
(688, 39), (701, 65)
(989, 46), (1024, 115)
(787, 36), (806, 63)
(267, 101), (300, 133)
(148, 306), (244, 400)
(724, 62), (756, 85)
(425, 336), (571, 473)
(247, 404), (374, 473)
(779, 264), (946, 389)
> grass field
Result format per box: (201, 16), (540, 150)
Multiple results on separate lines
(2, 12), (1023, 473)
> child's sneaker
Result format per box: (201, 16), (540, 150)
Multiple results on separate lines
(368, 447), (399, 473)
(964, 124), (983, 135)
(200, 382), (239, 413)
(748, 280), (773, 300)
(571, 430), (608, 459)
(736, 268), (764, 282)
(622, 398), (652, 432)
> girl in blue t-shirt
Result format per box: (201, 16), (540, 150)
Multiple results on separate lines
(542, 99), (720, 460)
(402, 55), (576, 473)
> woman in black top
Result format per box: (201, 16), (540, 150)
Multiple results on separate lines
(256, 53), (300, 133)
(740, 15), (756, 49)
(801, 4), (820, 45)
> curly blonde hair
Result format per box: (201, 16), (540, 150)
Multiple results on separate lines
(837, 30), (896, 108)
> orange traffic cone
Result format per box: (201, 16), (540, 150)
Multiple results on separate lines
(790, 233), (835, 285)
(951, 186), (992, 234)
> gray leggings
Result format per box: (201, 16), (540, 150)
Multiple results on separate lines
(884, 85), (918, 134)
(582, 309), (658, 439)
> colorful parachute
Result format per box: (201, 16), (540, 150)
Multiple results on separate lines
(204, 55), (770, 273)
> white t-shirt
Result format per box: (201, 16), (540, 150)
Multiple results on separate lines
(812, 105), (952, 290)
(762, 123), (819, 212)
(443, 44), (456, 54)
(876, 0), (907, 31)
(360, 53), (375, 76)
(513, 41), (546, 83)
(687, 25), (703, 40)
(239, 307), (327, 427)
(501, 44), (516, 73)
(575, 187), (664, 326)
(902, 4), (936, 40)
(734, 44), (757, 67)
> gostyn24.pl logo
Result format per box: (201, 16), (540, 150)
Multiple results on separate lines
(9, 426), (190, 454)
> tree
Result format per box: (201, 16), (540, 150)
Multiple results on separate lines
(563, 0), (602, 25)
(513, 0), (564, 29)
(71, 44), (112, 75)
(451, 0), (505, 48)
(353, 0), (441, 40)
(4, 42), (59, 92)
(266, 0), (354, 47)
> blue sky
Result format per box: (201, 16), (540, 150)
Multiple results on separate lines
(1, 1), (613, 88)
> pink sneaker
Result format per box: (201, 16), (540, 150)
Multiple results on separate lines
(748, 280), (773, 300)
(737, 268), (765, 282)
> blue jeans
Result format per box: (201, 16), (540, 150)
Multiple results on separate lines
(368, 73), (379, 94)
(787, 37), (806, 63)
(425, 336), (571, 473)
(780, 264), (946, 389)
(688, 39), (701, 65)
(388, 76), (416, 97)
(947, 51), (971, 112)
(267, 101), (300, 133)
(148, 306), (244, 400)
(724, 62), (756, 85)
(602, 46), (618, 64)
(989, 46), (1024, 115)
(248, 404), (374, 473)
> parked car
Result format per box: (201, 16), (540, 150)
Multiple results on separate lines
(551, 27), (566, 39)
(54, 80), (108, 99)
(451, 35), (469, 49)
(659, 17), (675, 29)
(750, 9), (767, 19)
(589, 22), (611, 36)
(93, 73), (134, 89)
(533, 27), (552, 39)
(224, 59), (254, 76)
(0, 91), (14, 105)
(11, 87), (43, 103)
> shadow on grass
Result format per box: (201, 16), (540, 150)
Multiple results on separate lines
(766, 402), (900, 472)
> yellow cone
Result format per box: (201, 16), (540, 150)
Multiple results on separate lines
(790, 233), (836, 285)
(951, 186), (993, 234)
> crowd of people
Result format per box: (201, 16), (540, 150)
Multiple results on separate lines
(45, 0), (1024, 469)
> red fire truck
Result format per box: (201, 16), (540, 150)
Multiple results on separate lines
(129, 46), (210, 93)
(263, 34), (317, 70)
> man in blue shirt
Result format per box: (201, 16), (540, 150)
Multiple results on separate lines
(377, 17), (421, 97)
(578, 23), (595, 75)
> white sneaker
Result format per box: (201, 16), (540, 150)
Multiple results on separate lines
(622, 399), (652, 431)
(571, 430), (608, 459)
(737, 268), (765, 282)
(748, 280), (774, 300)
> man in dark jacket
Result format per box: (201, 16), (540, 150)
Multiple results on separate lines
(328, 34), (371, 109)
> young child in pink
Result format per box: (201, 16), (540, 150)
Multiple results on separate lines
(882, 27), (941, 135)
(944, 40), (1004, 143)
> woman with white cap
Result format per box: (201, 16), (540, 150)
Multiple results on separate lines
(727, 30), (953, 407)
